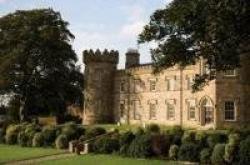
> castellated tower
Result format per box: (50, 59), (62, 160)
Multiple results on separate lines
(83, 49), (119, 125)
(125, 48), (140, 68)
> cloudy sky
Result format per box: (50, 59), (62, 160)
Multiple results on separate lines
(0, 0), (172, 69)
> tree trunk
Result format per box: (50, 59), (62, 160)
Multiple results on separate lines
(19, 98), (26, 122)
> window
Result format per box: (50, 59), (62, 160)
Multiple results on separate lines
(93, 69), (103, 81)
(225, 101), (236, 121)
(120, 101), (125, 117)
(134, 79), (143, 93)
(186, 76), (194, 90)
(224, 69), (236, 76)
(167, 77), (176, 91)
(133, 100), (140, 120)
(120, 81), (125, 92)
(150, 80), (156, 91)
(187, 100), (196, 120)
(149, 103), (156, 120)
(167, 103), (175, 120)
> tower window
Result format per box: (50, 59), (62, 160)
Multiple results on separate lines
(166, 77), (176, 91)
(120, 81), (125, 92)
(120, 101), (125, 117)
(225, 101), (236, 121)
(186, 75), (194, 90)
(133, 100), (140, 120)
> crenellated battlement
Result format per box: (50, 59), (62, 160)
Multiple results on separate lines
(83, 49), (119, 64)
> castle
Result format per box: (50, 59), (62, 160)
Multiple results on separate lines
(82, 49), (250, 129)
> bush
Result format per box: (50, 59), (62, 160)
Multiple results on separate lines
(239, 136), (250, 165)
(119, 131), (135, 156)
(178, 143), (200, 162)
(167, 126), (183, 145)
(0, 129), (5, 143)
(128, 134), (153, 158)
(85, 127), (106, 139)
(135, 127), (145, 136)
(146, 124), (160, 134)
(55, 134), (68, 149)
(195, 132), (207, 147)
(211, 143), (225, 165)
(61, 125), (78, 141)
(5, 132), (17, 144)
(42, 126), (57, 146)
(181, 131), (196, 144)
(17, 131), (29, 146)
(169, 145), (179, 160)
(5, 124), (23, 145)
(32, 133), (44, 147)
(200, 148), (211, 164)
(207, 133), (227, 149)
(94, 137), (120, 154)
(151, 134), (171, 156)
(228, 133), (240, 146)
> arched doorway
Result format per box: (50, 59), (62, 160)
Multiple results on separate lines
(200, 97), (214, 125)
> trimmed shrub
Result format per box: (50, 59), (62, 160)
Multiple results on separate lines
(128, 134), (153, 158)
(169, 144), (179, 160)
(195, 132), (207, 148)
(207, 133), (227, 149)
(168, 125), (184, 137)
(17, 131), (29, 146)
(135, 127), (145, 136)
(94, 137), (120, 154)
(239, 136), (250, 165)
(146, 124), (160, 134)
(5, 132), (17, 144)
(42, 126), (57, 146)
(178, 143), (200, 162)
(32, 133), (44, 147)
(181, 131), (196, 144)
(119, 131), (135, 156)
(211, 143), (226, 165)
(61, 125), (77, 141)
(55, 134), (68, 149)
(151, 134), (171, 156)
(200, 148), (211, 164)
(5, 124), (23, 144)
(228, 133), (240, 146)
(85, 127), (106, 139)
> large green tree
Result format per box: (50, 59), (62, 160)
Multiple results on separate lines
(139, 0), (249, 90)
(0, 9), (83, 121)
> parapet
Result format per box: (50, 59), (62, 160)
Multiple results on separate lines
(83, 49), (119, 64)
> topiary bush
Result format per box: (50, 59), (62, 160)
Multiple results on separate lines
(55, 134), (68, 149)
(61, 124), (78, 141)
(32, 132), (44, 147)
(200, 148), (211, 164)
(94, 137), (120, 154)
(17, 131), (29, 147)
(85, 127), (106, 139)
(119, 131), (135, 156)
(151, 134), (171, 156)
(239, 136), (250, 165)
(178, 143), (200, 162)
(5, 124), (23, 145)
(211, 143), (226, 165)
(169, 144), (179, 160)
(206, 133), (227, 149)
(42, 126), (57, 146)
(128, 133), (153, 158)
(181, 131), (196, 144)
(195, 132), (207, 148)
(146, 124), (160, 134)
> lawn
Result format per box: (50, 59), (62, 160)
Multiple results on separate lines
(40, 154), (179, 165)
(0, 144), (63, 163)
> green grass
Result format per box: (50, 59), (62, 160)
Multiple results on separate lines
(40, 154), (180, 165)
(0, 144), (63, 163)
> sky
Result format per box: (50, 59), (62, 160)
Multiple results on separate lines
(0, 0), (172, 69)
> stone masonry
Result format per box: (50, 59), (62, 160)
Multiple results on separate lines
(83, 49), (250, 129)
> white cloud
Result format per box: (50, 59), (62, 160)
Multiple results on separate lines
(120, 21), (145, 39)
(0, 0), (7, 3)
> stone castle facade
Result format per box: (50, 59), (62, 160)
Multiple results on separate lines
(83, 49), (250, 129)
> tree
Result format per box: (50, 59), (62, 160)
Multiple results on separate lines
(139, 0), (249, 90)
(0, 9), (83, 121)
